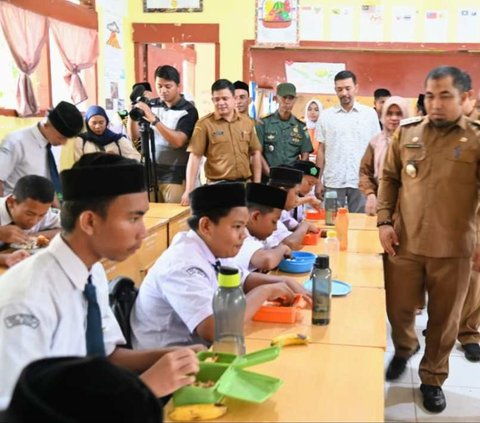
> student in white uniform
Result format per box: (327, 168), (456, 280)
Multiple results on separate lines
(285, 160), (322, 228)
(234, 182), (292, 272)
(0, 175), (61, 268)
(131, 182), (310, 349)
(268, 167), (319, 250)
(0, 153), (201, 410)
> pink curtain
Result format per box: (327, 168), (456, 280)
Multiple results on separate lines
(49, 18), (99, 105)
(0, 3), (48, 116)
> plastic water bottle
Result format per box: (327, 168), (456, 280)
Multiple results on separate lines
(311, 254), (332, 325)
(324, 230), (340, 278)
(324, 191), (338, 226)
(336, 207), (349, 251)
(212, 266), (246, 355)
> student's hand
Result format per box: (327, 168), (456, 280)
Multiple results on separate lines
(282, 244), (292, 259)
(265, 282), (296, 305)
(306, 195), (323, 211)
(307, 223), (320, 234)
(365, 194), (377, 216)
(315, 181), (325, 201)
(278, 277), (312, 306)
(5, 250), (30, 267)
(189, 344), (207, 353)
(180, 191), (190, 207)
(379, 225), (399, 256)
(140, 348), (199, 397)
(0, 225), (30, 244)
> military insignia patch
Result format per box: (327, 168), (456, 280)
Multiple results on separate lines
(4, 314), (40, 329)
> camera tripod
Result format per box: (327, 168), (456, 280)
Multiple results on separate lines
(139, 120), (159, 202)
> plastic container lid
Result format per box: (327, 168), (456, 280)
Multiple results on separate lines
(337, 208), (348, 215)
(218, 266), (240, 287)
(326, 230), (337, 238)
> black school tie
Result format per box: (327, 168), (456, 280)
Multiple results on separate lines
(212, 260), (221, 274)
(84, 275), (106, 357)
(46, 143), (62, 200)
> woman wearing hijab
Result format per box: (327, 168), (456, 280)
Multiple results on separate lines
(73, 105), (140, 162)
(304, 99), (323, 155)
(359, 96), (410, 216)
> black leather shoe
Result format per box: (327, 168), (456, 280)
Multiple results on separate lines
(462, 343), (480, 362)
(386, 345), (420, 381)
(420, 384), (446, 413)
(386, 356), (407, 380)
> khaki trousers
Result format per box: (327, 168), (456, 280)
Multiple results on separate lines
(149, 182), (185, 203)
(384, 250), (470, 386)
(458, 270), (480, 345)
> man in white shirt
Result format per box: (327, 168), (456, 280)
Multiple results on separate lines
(0, 175), (60, 267)
(315, 70), (381, 212)
(0, 101), (84, 203)
(0, 153), (201, 410)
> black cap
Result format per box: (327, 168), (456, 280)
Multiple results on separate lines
(233, 80), (249, 93)
(246, 183), (287, 210)
(315, 254), (329, 269)
(292, 160), (320, 178)
(3, 356), (163, 423)
(47, 101), (84, 138)
(61, 153), (146, 201)
(268, 166), (303, 188)
(190, 183), (246, 214)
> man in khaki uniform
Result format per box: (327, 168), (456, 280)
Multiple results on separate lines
(457, 71), (480, 360)
(378, 66), (480, 413)
(181, 79), (262, 206)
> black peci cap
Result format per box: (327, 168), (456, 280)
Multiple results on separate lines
(291, 160), (320, 178)
(268, 166), (303, 188)
(190, 183), (246, 214)
(246, 183), (287, 210)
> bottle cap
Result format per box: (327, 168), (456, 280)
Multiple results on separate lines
(315, 254), (329, 269)
(218, 266), (241, 287)
(337, 207), (348, 215)
(325, 191), (337, 199)
(327, 230), (337, 238)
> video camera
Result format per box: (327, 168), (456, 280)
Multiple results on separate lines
(129, 85), (164, 122)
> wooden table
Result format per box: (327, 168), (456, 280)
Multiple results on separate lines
(245, 286), (386, 349)
(165, 339), (385, 422)
(308, 213), (378, 231)
(145, 203), (191, 245)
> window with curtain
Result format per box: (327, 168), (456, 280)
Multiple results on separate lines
(0, 0), (98, 116)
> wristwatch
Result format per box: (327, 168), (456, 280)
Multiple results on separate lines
(151, 116), (160, 126)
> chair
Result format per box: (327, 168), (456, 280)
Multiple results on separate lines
(109, 277), (138, 349)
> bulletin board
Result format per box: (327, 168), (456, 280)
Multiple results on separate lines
(244, 40), (480, 98)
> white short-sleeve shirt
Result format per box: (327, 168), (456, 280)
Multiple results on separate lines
(0, 235), (125, 409)
(130, 230), (248, 350)
(317, 102), (381, 189)
(264, 220), (291, 249)
(0, 124), (60, 195)
(233, 230), (264, 272)
(0, 197), (61, 248)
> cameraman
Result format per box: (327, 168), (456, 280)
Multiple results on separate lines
(127, 66), (199, 203)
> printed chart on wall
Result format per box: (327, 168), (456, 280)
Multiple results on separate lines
(329, 6), (354, 41)
(101, 0), (127, 128)
(144, 0), (202, 12)
(391, 6), (415, 42)
(359, 4), (384, 42)
(285, 62), (345, 94)
(299, 4), (323, 41)
(256, 0), (299, 46)
(457, 9), (480, 43)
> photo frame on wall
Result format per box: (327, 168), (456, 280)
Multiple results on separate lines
(143, 0), (203, 13)
(256, 0), (299, 46)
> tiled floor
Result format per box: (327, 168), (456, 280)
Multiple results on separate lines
(384, 311), (480, 422)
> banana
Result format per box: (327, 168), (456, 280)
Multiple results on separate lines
(169, 403), (228, 421)
(270, 332), (311, 347)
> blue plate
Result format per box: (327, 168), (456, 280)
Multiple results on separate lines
(303, 279), (352, 297)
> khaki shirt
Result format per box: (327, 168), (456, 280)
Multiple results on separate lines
(187, 110), (261, 181)
(377, 115), (480, 258)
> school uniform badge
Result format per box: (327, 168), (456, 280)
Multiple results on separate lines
(4, 313), (40, 329)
